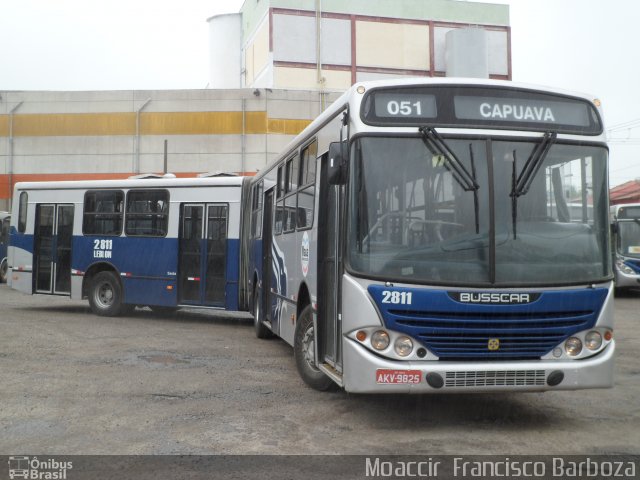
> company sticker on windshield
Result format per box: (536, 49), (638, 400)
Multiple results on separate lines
(376, 369), (422, 385)
(629, 246), (640, 254)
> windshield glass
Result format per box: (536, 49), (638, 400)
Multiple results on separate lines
(347, 136), (610, 286)
(617, 221), (640, 259)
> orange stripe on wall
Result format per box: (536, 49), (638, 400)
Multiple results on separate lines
(0, 112), (307, 137)
(0, 115), (8, 136)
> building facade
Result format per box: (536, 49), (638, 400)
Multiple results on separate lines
(0, 89), (340, 210)
(1, 0), (511, 210)
(209, 0), (511, 89)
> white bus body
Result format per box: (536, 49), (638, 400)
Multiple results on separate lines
(245, 78), (614, 393)
(9, 176), (250, 316)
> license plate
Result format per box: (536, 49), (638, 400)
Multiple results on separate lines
(376, 369), (422, 384)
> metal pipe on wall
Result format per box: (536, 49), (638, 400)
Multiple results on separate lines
(135, 98), (152, 174)
(8, 101), (23, 209)
(241, 98), (246, 175)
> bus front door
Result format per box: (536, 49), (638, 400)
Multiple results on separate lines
(261, 188), (279, 333)
(179, 203), (229, 307)
(34, 204), (74, 295)
(318, 160), (343, 373)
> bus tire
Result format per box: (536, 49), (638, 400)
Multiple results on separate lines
(294, 305), (334, 391)
(89, 271), (124, 317)
(253, 287), (272, 339)
(0, 258), (7, 283)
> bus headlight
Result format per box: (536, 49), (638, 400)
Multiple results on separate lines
(394, 336), (413, 357)
(565, 337), (583, 356)
(616, 259), (636, 275)
(585, 331), (603, 350)
(371, 330), (390, 351)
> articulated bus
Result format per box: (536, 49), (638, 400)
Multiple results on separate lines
(8, 176), (250, 316)
(0, 211), (10, 282)
(246, 78), (614, 393)
(610, 203), (640, 292)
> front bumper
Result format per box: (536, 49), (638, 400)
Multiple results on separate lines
(615, 269), (640, 288)
(342, 337), (615, 394)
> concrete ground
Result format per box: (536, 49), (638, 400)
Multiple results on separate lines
(0, 284), (639, 455)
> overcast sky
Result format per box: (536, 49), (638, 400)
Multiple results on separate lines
(0, 0), (638, 186)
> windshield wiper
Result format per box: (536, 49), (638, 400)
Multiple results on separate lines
(419, 127), (480, 234)
(513, 131), (557, 196)
(509, 131), (557, 239)
(419, 127), (479, 192)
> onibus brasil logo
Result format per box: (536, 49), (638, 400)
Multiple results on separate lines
(8, 456), (73, 479)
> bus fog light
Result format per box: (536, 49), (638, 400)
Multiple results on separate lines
(394, 336), (413, 357)
(585, 331), (602, 350)
(371, 330), (390, 350)
(565, 337), (583, 356)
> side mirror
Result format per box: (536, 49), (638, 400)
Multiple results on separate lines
(327, 141), (347, 185)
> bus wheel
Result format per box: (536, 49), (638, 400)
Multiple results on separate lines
(253, 288), (272, 339)
(294, 305), (334, 391)
(0, 259), (7, 283)
(89, 271), (124, 317)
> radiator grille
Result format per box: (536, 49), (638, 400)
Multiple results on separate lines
(445, 370), (546, 388)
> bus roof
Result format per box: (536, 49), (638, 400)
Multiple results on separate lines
(254, 77), (605, 182)
(14, 175), (247, 191)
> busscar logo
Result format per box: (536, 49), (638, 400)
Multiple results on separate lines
(450, 292), (540, 304)
(8, 456), (73, 480)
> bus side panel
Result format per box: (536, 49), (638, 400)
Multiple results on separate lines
(72, 236), (179, 307)
(8, 227), (34, 294)
(225, 238), (240, 311)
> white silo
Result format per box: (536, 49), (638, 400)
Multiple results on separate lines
(208, 13), (242, 88)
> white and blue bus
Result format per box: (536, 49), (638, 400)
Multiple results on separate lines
(246, 78), (614, 393)
(610, 203), (640, 292)
(0, 211), (10, 282)
(8, 176), (250, 316)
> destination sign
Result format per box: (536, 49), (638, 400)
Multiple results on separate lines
(454, 96), (591, 126)
(374, 93), (437, 119)
(360, 85), (603, 134)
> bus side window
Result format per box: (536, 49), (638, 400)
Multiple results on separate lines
(125, 190), (169, 237)
(297, 139), (317, 230)
(18, 191), (28, 233)
(83, 190), (124, 236)
(251, 181), (263, 238)
(283, 156), (299, 233)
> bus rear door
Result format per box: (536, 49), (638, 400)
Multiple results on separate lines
(178, 203), (229, 307)
(34, 204), (74, 295)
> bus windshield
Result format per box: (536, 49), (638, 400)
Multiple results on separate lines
(348, 136), (610, 286)
(617, 220), (640, 259)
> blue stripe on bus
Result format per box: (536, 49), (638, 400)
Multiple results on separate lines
(368, 286), (608, 360)
(623, 259), (640, 274)
(10, 232), (240, 310)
